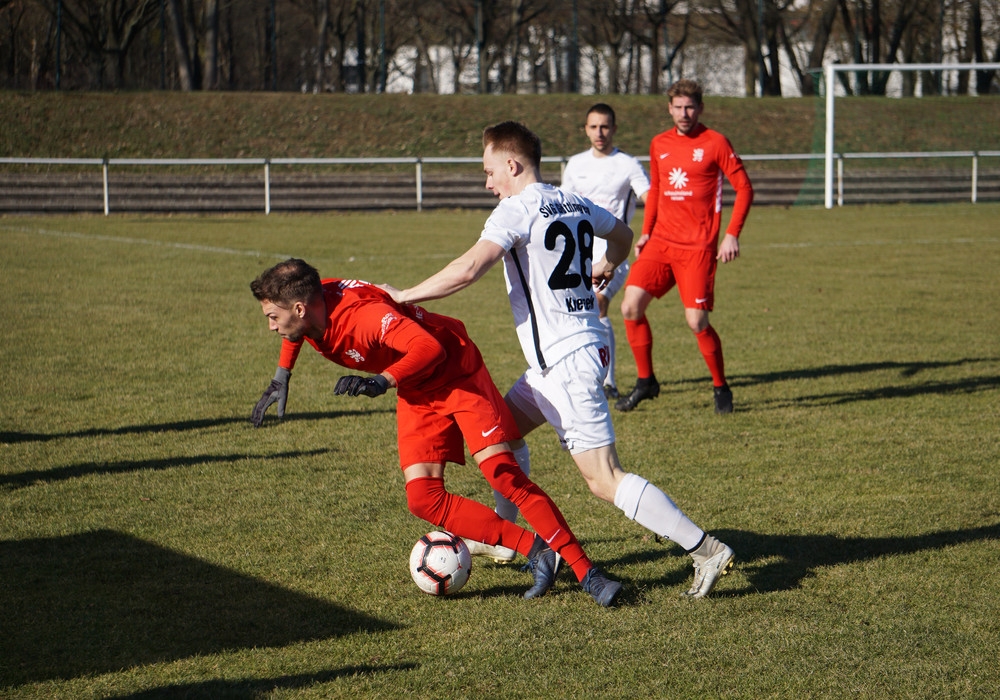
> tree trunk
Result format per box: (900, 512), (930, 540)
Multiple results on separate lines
(166, 0), (195, 90)
(203, 0), (219, 89)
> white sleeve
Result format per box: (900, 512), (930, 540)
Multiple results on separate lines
(587, 197), (620, 238)
(561, 161), (578, 192)
(629, 158), (651, 199)
(480, 199), (529, 251)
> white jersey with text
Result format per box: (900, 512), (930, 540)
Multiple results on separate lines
(480, 182), (620, 373)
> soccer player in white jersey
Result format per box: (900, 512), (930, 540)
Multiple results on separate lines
(382, 121), (734, 600)
(561, 103), (650, 399)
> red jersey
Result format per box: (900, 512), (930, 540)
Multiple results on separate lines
(642, 123), (753, 254)
(278, 279), (483, 399)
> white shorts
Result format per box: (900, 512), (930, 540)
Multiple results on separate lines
(505, 342), (615, 454)
(597, 260), (630, 301)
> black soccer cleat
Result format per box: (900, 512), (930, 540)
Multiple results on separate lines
(713, 384), (733, 414)
(614, 376), (660, 412)
(523, 540), (562, 600)
(581, 567), (622, 607)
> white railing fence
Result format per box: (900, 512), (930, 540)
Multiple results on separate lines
(2, 151), (999, 215)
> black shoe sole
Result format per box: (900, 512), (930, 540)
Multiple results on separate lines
(614, 382), (660, 412)
(713, 388), (733, 414)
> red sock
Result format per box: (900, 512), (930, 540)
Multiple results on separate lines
(623, 317), (655, 379)
(405, 477), (534, 556)
(479, 453), (593, 581)
(695, 325), (726, 387)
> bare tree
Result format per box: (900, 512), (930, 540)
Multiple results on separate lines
(781, 0), (839, 95)
(641, 0), (688, 93)
(835, 0), (933, 95)
(53, 0), (158, 89)
(165, 0), (229, 90)
(580, 0), (642, 94)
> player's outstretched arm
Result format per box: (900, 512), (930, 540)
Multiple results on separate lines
(391, 239), (505, 305)
(251, 366), (291, 427)
(602, 219), (634, 268)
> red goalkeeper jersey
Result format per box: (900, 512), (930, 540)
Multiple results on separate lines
(642, 123), (754, 254)
(277, 279), (483, 399)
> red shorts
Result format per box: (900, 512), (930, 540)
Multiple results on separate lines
(395, 363), (520, 468)
(626, 246), (717, 310)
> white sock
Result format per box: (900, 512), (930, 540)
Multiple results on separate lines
(494, 443), (530, 523)
(599, 316), (616, 387)
(613, 473), (704, 550)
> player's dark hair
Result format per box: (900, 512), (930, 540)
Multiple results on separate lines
(586, 103), (616, 126)
(251, 258), (322, 305)
(483, 121), (542, 167)
(668, 79), (703, 105)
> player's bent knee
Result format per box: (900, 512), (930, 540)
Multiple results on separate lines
(405, 477), (449, 525)
(480, 456), (535, 505)
(581, 475), (617, 503)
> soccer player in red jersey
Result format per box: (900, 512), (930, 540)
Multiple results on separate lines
(249, 258), (621, 606)
(617, 79), (754, 414)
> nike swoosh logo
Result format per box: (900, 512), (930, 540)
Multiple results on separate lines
(659, 153), (669, 159)
(481, 426), (499, 437)
(696, 297), (709, 304)
(545, 528), (563, 544)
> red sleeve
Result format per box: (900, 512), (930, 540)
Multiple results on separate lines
(278, 339), (302, 370)
(720, 139), (754, 237)
(379, 318), (447, 389)
(642, 137), (660, 238)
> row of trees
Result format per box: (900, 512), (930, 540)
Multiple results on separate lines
(1, 0), (998, 95)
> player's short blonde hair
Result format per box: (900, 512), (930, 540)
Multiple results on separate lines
(667, 79), (703, 105)
(483, 121), (542, 168)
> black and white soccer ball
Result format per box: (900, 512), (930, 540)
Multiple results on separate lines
(408, 531), (472, 596)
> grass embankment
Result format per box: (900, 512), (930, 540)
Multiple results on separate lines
(3, 91), (999, 160)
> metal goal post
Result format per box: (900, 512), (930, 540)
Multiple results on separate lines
(823, 62), (1000, 209)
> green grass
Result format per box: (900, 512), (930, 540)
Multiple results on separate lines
(1, 204), (999, 698)
(3, 92), (1000, 161)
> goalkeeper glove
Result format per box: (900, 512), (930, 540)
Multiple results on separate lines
(251, 367), (290, 427)
(334, 374), (389, 398)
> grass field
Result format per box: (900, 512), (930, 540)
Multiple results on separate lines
(1, 203), (999, 698)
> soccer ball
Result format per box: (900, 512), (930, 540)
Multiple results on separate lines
(408, 531), (472, 596)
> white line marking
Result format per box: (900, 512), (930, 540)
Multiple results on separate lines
(0, 225), (288, 259)
(0, 225), (459, 260)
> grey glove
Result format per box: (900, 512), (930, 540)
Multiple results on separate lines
(251, 367), (290, 427)
(334, 374), (389, 398)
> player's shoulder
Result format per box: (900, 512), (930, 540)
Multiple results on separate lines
(484, 188), (536, 234)
(330, 278), (394, 307)
(696, 124), (734, 145)
(608, 148), (645, 168)
(649, 128), (678, 151)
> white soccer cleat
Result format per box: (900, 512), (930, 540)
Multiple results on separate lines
(461, 538), (517, 564)
(682, 536), (734, 599)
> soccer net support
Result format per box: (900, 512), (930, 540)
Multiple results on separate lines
(823, 62), (1000, 209)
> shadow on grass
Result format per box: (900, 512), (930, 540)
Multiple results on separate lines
(714, 522), (1000, 595)
(732, 357), (999, 387)
(0, 409), (395, 445)
(0, 530), (401, 689)
(103, 664), (420, 699)
(0, 449), (334, 491)
(594, 522), (1000, 600)
(655, 357), (1000, 405)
